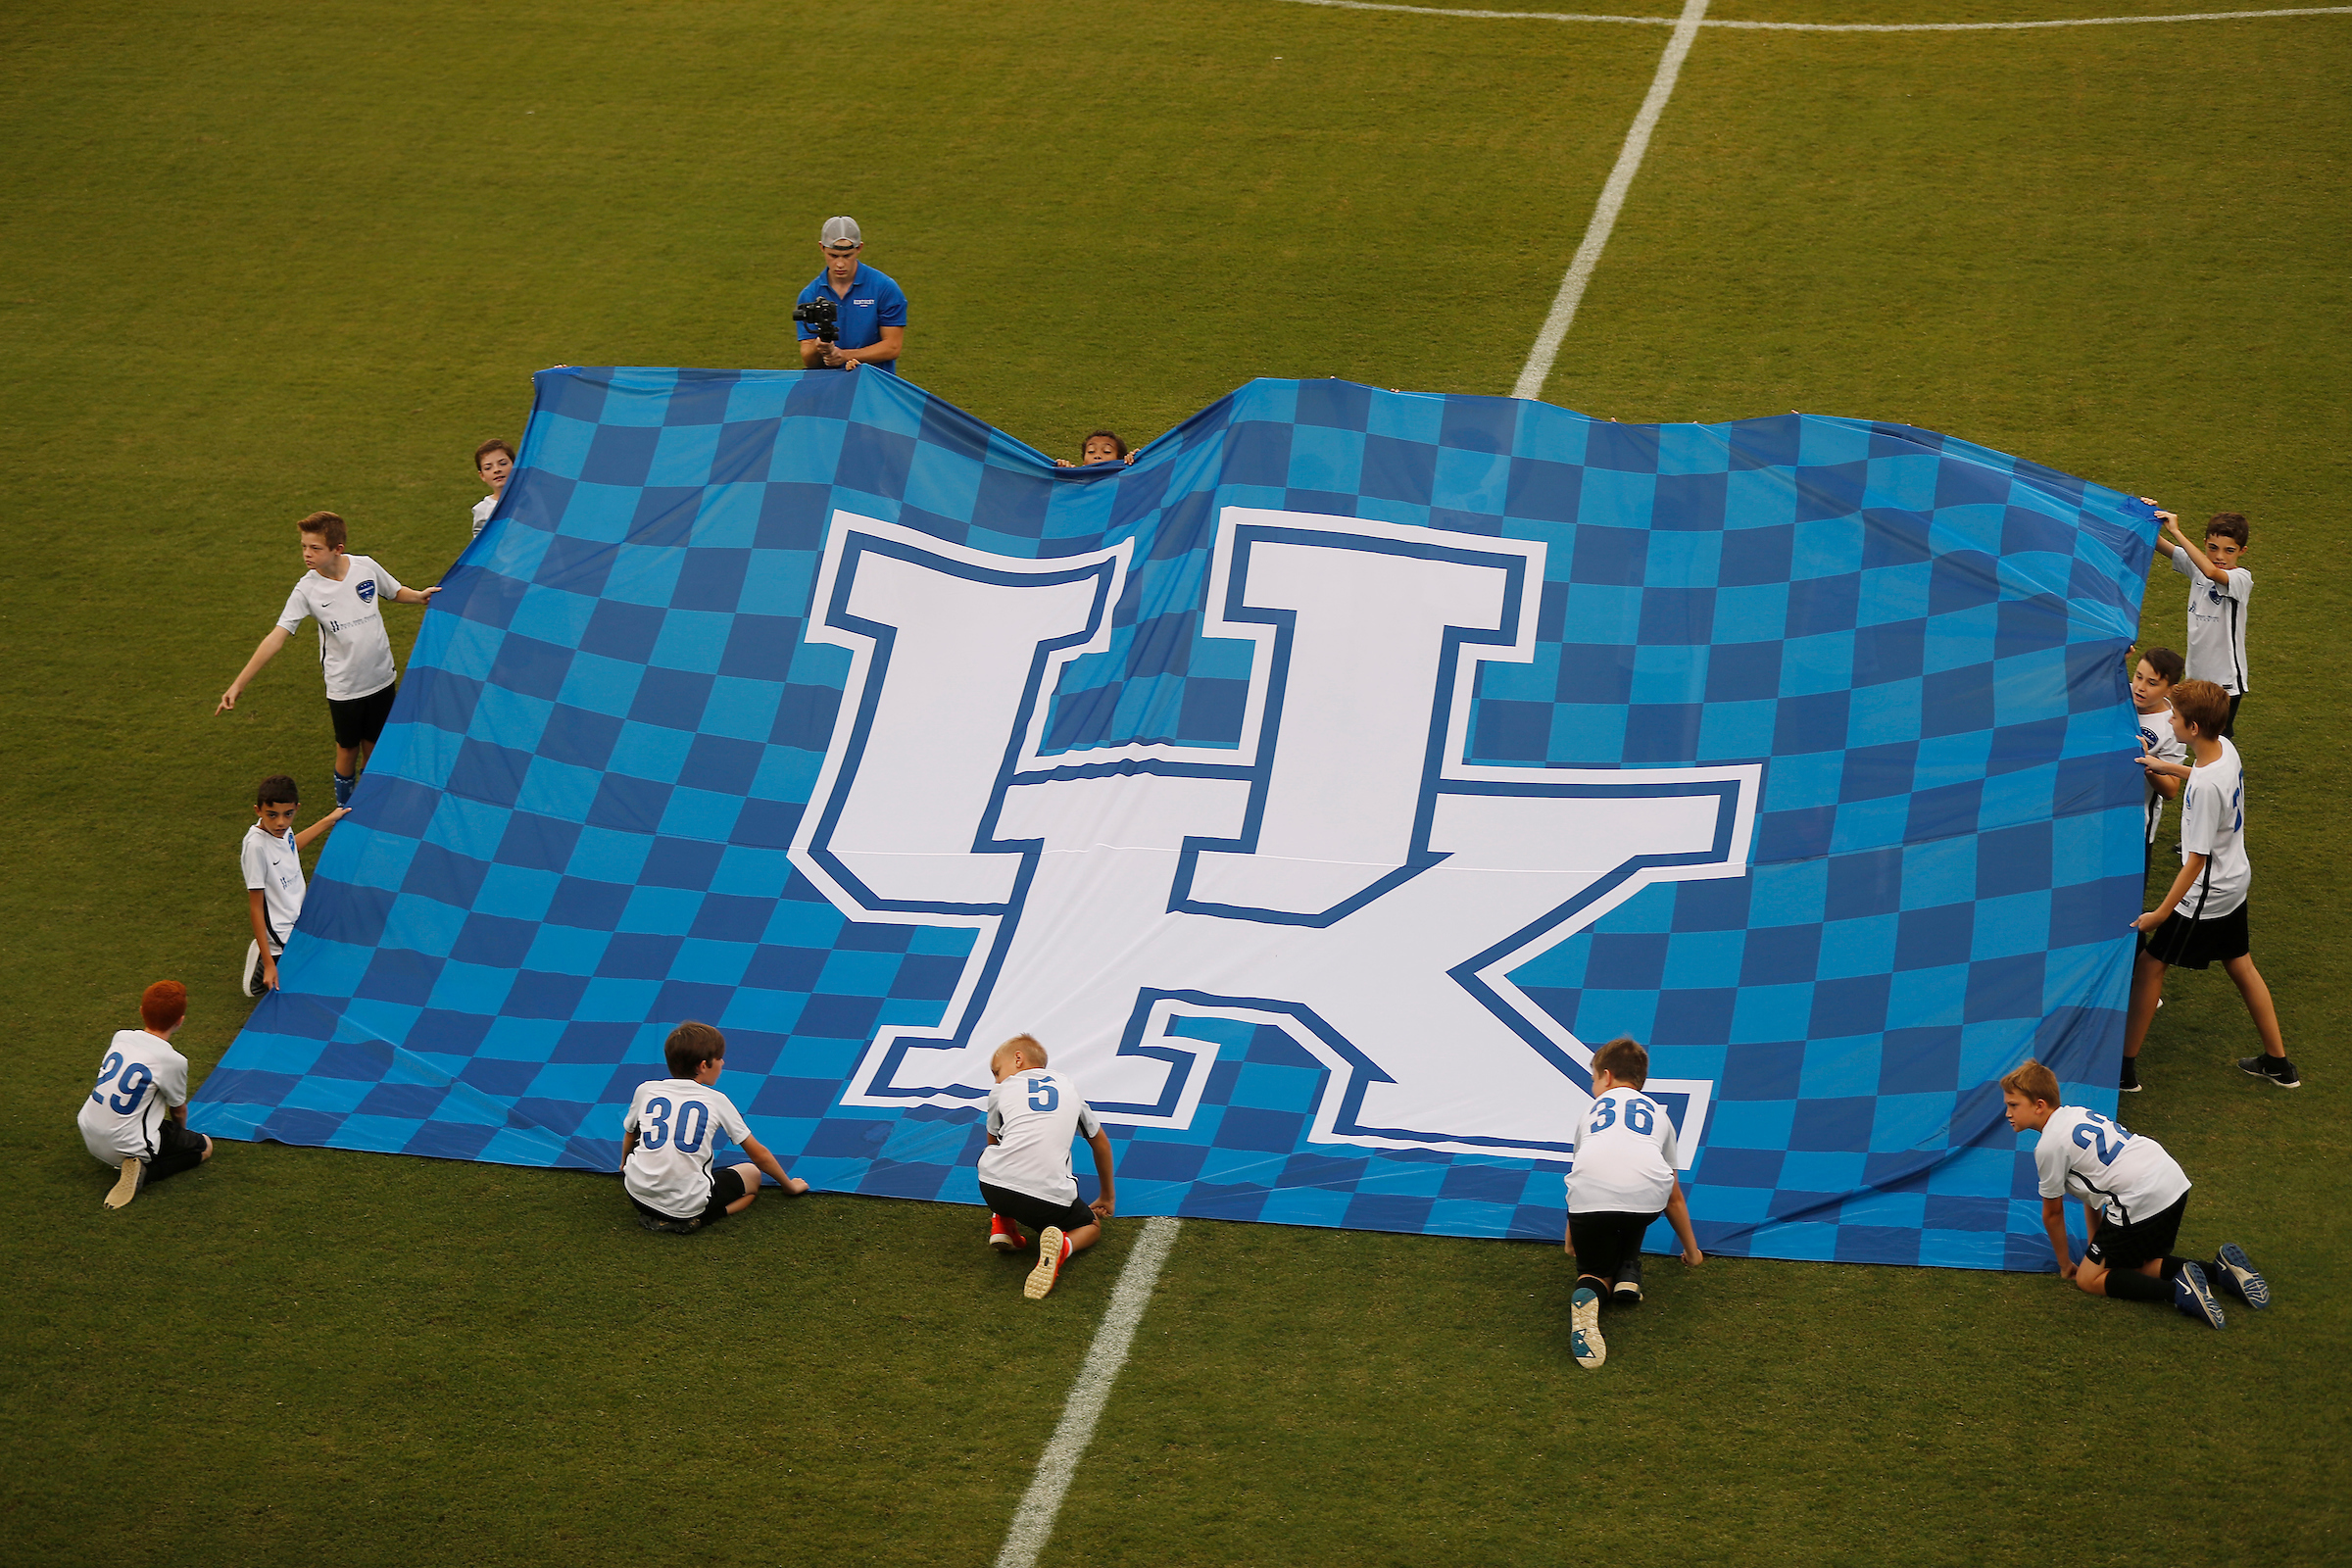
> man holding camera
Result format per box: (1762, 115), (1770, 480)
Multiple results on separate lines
(794, 216), (906, 373)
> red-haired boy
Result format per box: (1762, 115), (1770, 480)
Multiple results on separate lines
(79, 982), (213, 1209)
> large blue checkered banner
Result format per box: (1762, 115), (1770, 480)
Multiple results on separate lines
(193, 368), (2159, 1269)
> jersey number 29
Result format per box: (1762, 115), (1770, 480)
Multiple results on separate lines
(89, 1052), (153, 1115)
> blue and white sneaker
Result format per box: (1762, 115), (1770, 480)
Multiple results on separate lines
(2173, 1261), (2226, 1329)
(2210, 1245), (2270, 1309)
(1570, 1285), (1607, 1369)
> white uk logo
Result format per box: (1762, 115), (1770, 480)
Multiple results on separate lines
(786, 507), (1760, 1164)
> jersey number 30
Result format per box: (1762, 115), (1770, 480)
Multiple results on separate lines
(640, 1097), (710, 1153)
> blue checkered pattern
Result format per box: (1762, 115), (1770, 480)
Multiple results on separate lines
(191, 368), (2155, 1270)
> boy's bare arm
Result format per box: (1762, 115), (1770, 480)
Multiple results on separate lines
(1665, 1182), (1703, 1265)
(2133, 853), (2206, 933)
(1085, 1126), (1117, 1219)
(391, 586), (440, 606)
(2161, 514), (2230, 586)
(2041, 1197), (2075, 1279)
(291, 807), (349, 851)
(217, 626), (293, 712)
(247, 889), (280, 989)
(740, 1134), (809, 1195)
(620, 1126), (638, 1165)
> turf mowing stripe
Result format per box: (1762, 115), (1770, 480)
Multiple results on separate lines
(994, 1218), (1184, 1568)
(1283, 0), (2352, 29)
(1511, 0), (1711, 402)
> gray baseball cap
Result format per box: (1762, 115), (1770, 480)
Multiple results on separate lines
(819, 216), (863, 248)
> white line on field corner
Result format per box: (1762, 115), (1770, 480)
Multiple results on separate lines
(1511, 0), (1711, 402)
(1281, 0), (2352, 32)
(993, 1216), (1184, 1568)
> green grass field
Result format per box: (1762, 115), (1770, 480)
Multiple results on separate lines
(4, 1), (2348, 1562)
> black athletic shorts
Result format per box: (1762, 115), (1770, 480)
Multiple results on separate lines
(2222, 693), (2241, 740)
(327, 681), (399, 748)
(980, 1180), (1096, 1237)
(145, 1118), (210, 1185)
(2141, 901), (2250, 969)
(630, 1164), (747, 1230)
(1568, 1209), (1658, 1287)
(2083, 1191), (2186, 1271)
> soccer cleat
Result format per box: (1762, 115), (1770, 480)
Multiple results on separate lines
(2237, 1055), (2301, 1089)
(638, 1214), (698, 1235)
(1024, 1227), (1067, 1299)
(1570, 1286), (1607, 1369)
(2173, 1261), (2226, 1329)
(1612, 1255), (1643, 1307)
(102, 1157), (143, 1210)
(2210, 1244), (2270, 1309)
(243, 941), (270, 999)
(2119, 1056), (2140, 1094)
(989, 1214), (1026, 1252)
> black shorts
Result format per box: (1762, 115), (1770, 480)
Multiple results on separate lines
(980, 1181), (1096, 1236)
(327, 682), (399, 749)
(145, 1118), (210, 1185)
(2083, 1191), (2186, 1271)
(2222, 694), (2241, 739)
(2140, 901), (2250, 969)
(630, 1164), (747, 1229)
(1569, 1209), (1658, 1285)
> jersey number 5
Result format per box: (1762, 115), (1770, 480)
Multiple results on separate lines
(1026, 1076), (1059, 1113)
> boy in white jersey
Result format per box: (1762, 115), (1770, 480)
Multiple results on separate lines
(78, 982), (213, 1209)
(977, 1035), (1117, 1300)
(239, 773), (347, 996)
(2157, 509), (2253, 737)
(1561, 1038), (1703, 1371)
(2124, 680), (2299, 1091)
(1999, 1059), (2267, 1328)
(621, 1022), (808, 1234)
(217, 511), (439, 809)
(2129, 646), (2187, 882)
(470, 439), (514, 540)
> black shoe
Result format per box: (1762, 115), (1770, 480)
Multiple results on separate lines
(2237, 1055), (2301, 1089)
(638, 1214), (698, 1235)
(2120, 1056), (2141, 1093)
(1611, 1255), (1642, 1307)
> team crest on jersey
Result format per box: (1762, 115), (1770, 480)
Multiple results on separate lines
(357, 580), (376, 604)
(787, 508), (1761, 1164)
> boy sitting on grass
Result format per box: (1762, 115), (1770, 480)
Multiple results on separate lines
(240, 773), (346, 996)
(1563, 1037), (1704, 1371)
(2125, 678), (2299, 1092)
(2000, 1058), (2267, 1328)
(470, 439), (514, 540)
(621, 1022), (808, 1235)
(79, 982), (212, 1210)
(978, 1034), (1116, 1300)
(216, 511), (438, 809)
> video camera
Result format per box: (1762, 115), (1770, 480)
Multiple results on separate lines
(793, 294), (839, 348)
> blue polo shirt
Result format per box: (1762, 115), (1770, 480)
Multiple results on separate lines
(796, 263), (907, 374)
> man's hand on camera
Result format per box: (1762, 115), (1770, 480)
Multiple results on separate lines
(823, 343), (858, 368)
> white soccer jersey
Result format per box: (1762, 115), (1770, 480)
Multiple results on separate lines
(1564, 1087), (1680, 1215)
(77, 1029), (191, 1165)
(2170, 548), (2252, 695)
(275, 555), (406, 702)
(470, 494), (495, 539)
(2034, 1105), (2189, 1226)
(622, 1079), (752, 1220)
(240, 821), (305, 950)
(979, 1069), (1102, 1206)
(2134, 704), (2188, 846)
(2173, 738), (2249, 920)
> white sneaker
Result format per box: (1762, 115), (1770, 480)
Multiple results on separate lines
(1570, 1286), (1606, 1369)
(103, 1157), (143, 1210)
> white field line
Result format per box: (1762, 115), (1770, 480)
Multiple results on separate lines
(993, 1216), (1185, 1568)
(1511, 0), (1711, 401)
(1282, 0), (2352, 30)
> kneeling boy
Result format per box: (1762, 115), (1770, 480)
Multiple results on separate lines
(79, 982), (213, 1210)
(977, 1034), (1117, 1300)
(621, 1021), (808, 1234)
(1563, 1037), (1704, 1371)
(2001, 1058), (2268, 1327)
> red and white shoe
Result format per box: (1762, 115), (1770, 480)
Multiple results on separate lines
(1024, 1227), (1070, 1299)
(990, 1214), (1026, 1252)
